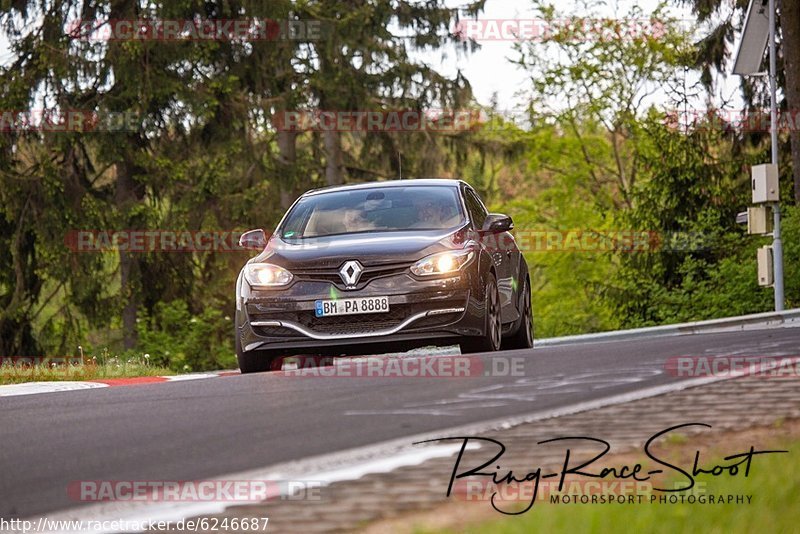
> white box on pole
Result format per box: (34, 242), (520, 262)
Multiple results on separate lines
(751, 164), (779, 203)
(747, 206), (772, 234)
(757, 246), (774, 286)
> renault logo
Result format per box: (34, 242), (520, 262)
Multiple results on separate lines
(339, 260), (364, 287)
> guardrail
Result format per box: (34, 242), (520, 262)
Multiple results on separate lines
(536, 308), (800, 347)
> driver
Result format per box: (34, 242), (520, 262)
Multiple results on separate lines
(414, 199), (452, 227)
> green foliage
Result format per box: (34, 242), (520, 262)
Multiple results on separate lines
(491, 126), (622, 337)
(136, 300), (235, 372)
(609, 112), (779, 327)
(605, 120), (800, 327)
(778, 204), (800, 308)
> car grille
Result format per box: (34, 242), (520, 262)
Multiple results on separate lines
(251, 302), (462, 338)
(292, 261), (414, 289)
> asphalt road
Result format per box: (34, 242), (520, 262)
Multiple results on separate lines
(1, 327), (798, 518)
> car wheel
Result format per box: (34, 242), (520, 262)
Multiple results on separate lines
(235, 330), (277, 373)
(460, 272), (502, 354)
(502, 276), (533, 350)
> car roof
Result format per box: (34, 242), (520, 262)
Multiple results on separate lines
(302, 178), (468, 197)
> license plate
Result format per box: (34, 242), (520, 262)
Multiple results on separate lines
(314, 296), (390, 317)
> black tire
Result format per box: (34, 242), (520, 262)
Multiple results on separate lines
(502, 275), (534, 350)
(460, 272), (502, 354)
(236, 330), (277, 373)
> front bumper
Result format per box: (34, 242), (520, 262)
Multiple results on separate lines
(237, 270), (485, 354)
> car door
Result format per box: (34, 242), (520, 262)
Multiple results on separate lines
(463, 186), (519, 324)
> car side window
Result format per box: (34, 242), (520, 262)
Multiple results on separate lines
(464, 188), (488, 229)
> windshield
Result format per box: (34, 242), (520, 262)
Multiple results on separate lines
(279, 185), (466, 239)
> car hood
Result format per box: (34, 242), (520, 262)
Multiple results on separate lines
(251, 227), (467, 269)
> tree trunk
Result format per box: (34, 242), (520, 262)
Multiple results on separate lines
(781, 0), (800, 202)
(277, 129), (298, 209)
(115, 158), (141, 350)
(0, 213), (39, 356)
(118, 249), (137, 350)
(323, 129), (344, 185)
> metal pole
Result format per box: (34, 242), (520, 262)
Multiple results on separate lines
(769, 0), (785, 311)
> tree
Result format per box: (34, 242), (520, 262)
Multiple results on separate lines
(297, 0), (485, 185)
(779, 0), (800, 201)
(0, 0), (253, 351)
(512, 0), (692, 211)
(676, 0), (800, 203)
(611, 111), (770, 325)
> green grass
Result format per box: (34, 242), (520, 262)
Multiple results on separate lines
(420, 437), (799, 534)
(0, 356), (174, 385)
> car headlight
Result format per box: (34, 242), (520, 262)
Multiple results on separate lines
(243, 263), (293, 288)
(411, 250), (474, 276)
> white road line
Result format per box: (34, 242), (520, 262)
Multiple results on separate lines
(162, 374), (219, 382)
(0, 381), (109, 397)
(0, 374), (224, 397)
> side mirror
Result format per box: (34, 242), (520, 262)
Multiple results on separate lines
(481, 213), (514, 233)
(238, 229), (267, 250)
